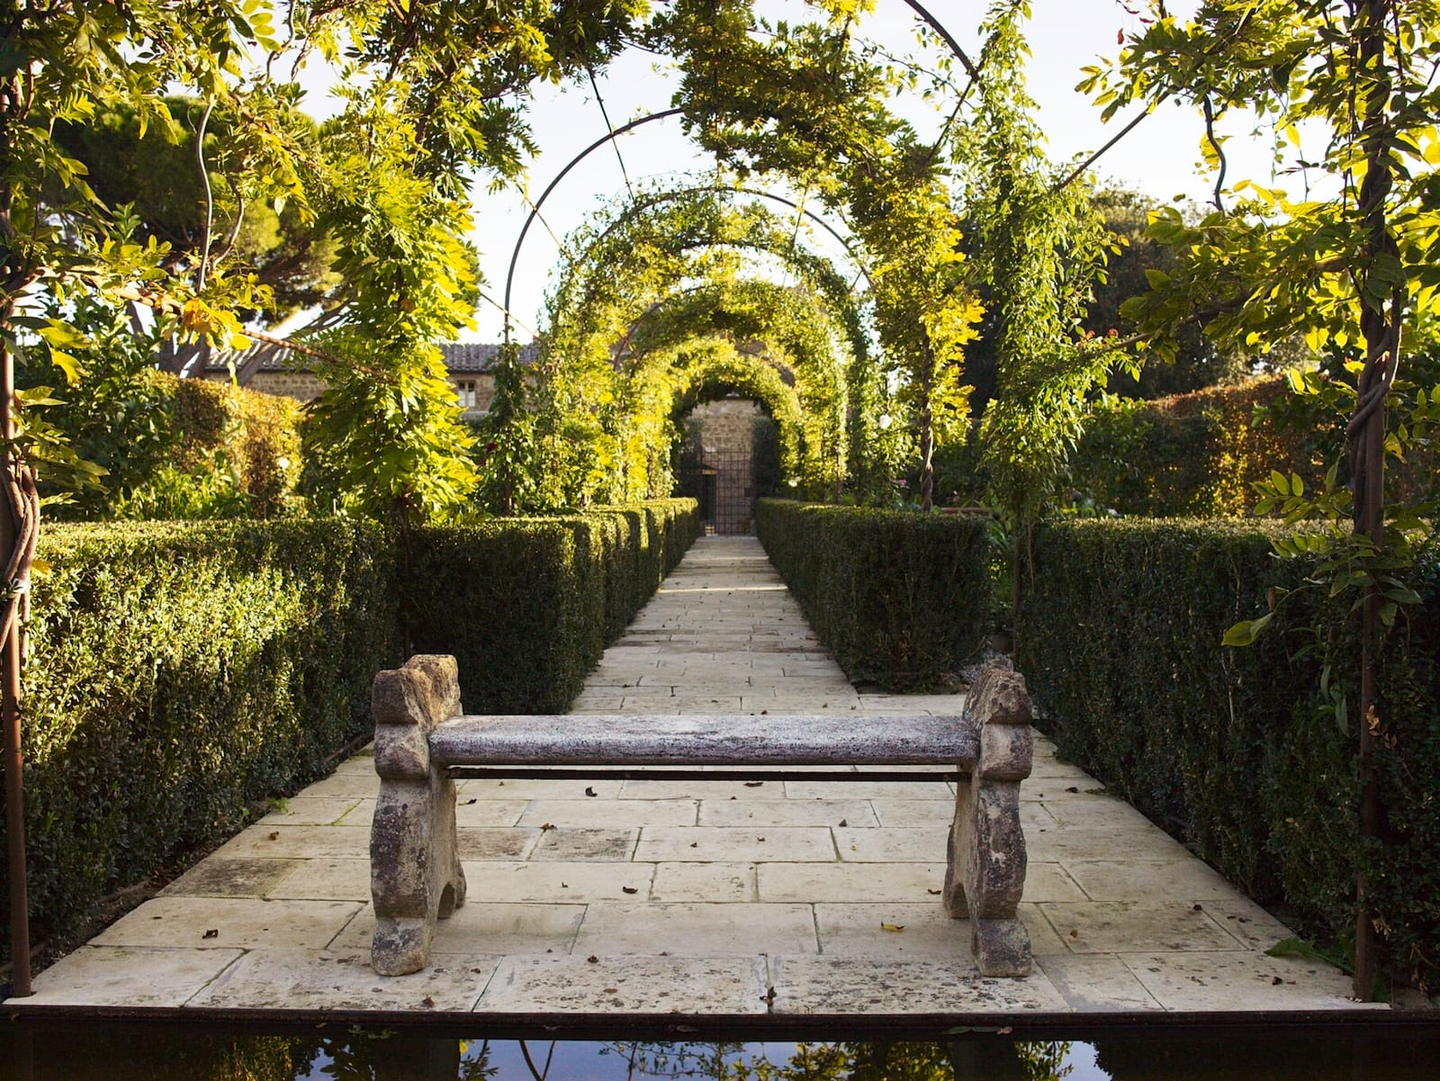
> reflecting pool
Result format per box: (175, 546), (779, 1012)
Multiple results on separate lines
(3, 1027), (1440, 1081)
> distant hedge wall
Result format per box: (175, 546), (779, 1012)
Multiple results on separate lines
(757, 499), (992, 691)
(157, 373), (305, 518)
(1068, 376), (1325, 517)
(1, 499), (699, 962)
(1018, 518), (1440, 992)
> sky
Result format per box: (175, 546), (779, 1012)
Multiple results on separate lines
(313, 1), (1287, 343)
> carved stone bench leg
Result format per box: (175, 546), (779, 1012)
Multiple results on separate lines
(370, 655), (466, 976)
(943, 660), (1034, 977)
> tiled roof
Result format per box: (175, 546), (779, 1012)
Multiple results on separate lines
(206, 340), (540, 376)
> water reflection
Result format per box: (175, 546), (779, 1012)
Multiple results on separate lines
(2, 1028), (1437, 1081)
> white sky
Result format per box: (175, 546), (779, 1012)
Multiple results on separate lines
(304, 0), (1291, 342)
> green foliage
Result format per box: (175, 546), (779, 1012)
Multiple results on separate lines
(49, 96), (341, 321)
(539, 189), (857, 507)
(1070, 375), (1319, 517)
(6, 518), (398, 961)
(757, 498), (991, 691)
(657, 3), (984, 508)
(18, 298), (304, 518)
(1017, 518), (1440, 990)
(1080, 188), (1252, 400)
(959, 4), (1111, 523)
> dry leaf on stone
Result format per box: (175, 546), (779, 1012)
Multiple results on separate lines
(744, 781), (764, 787)
(202, 929), (218, 939)
(587, 955), (599, 963)
(585, 787), (598, 797)
(881, 922), (905, 932)
(622, 886), (639, 894)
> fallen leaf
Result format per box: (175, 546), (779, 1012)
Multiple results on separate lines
(838, 819), (848, 827)
(1068, 929), (1078, 938)
(587, 955), (599, 964)
(1193, 903), (1204, 911)
(202, 929), (219, 939)
(603, 987), (618, 993)
(268, 831), (279, 840)
(760, 709), (769, 715)
(622, 886), (639, 895)
(881, 922), (905, 932)
(927, 889), (942, 896)
(690, 841), (698, 848)
(540, 822), (556, 831)
(762, 986), (777, 1005)
(744, 781), (764, 788)
(421, 996), (435, 1007)
(585, 787), (598, 797)
(462, 798), (477, 806)
(1272, 976), (1284, 985)
(561, 882), (569, 888)
(1065, 786), (1079, 794)
(757, 836), (766, 842)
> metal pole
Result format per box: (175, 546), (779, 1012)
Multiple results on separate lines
(1, 340), (30, 998)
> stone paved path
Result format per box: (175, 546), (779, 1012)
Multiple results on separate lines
(15, 536), (1380, 1022)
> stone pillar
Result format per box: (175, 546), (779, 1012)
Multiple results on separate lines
(370, 654), (467, 976)
(943, 658), (1035, 977)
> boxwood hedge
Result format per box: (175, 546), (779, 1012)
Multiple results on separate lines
(1, 499), (698, 963)
(1017, 518), (1440, 992)
(756, 499), (992, 691)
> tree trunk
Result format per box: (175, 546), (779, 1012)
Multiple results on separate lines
(1, 332), (31, 997)
(1350, 0), (1398, 1002)
(919, 342), (935, 513)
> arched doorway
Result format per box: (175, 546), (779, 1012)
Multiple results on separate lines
(676, 396), (779, 534)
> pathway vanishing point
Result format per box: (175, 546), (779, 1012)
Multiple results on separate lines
(11, 536), (1384, 1028)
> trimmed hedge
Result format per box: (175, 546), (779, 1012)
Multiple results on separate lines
(1, 499), (700, 961)
(1017, 518), (1440, 991)
(757, 499), (992, 691)
(7, 519), (397, 960)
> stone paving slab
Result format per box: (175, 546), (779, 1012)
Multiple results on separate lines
(18, 534), (1384, 1022)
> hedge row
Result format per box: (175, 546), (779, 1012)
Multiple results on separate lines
(1017, 518), (1440, 991)
(406, 499), (699, 714)
(756, 499), (992, 691)
(9, 519), (397, 963)
(1, 499), (699, 960)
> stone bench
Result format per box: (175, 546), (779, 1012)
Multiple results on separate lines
(368, 654), (1036, 979)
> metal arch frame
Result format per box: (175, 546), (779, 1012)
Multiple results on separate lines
(503, 107), (684, 338)
(564, 183), (874, 292)
(500, 0), (977, 342)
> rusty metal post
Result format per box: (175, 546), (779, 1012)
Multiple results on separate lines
(1, 341), (30, 998)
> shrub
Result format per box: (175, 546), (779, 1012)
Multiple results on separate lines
(1068, 376), (1322, 517)
(404, 500), (700, 712)
(1017, 518), (1440, 990)
(1, 499), (699, 962)
(405, 520), (604, 714)
(160, 374), (305, 517)
(6, 519), (397, 959)
(757, 499), (992, 691)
